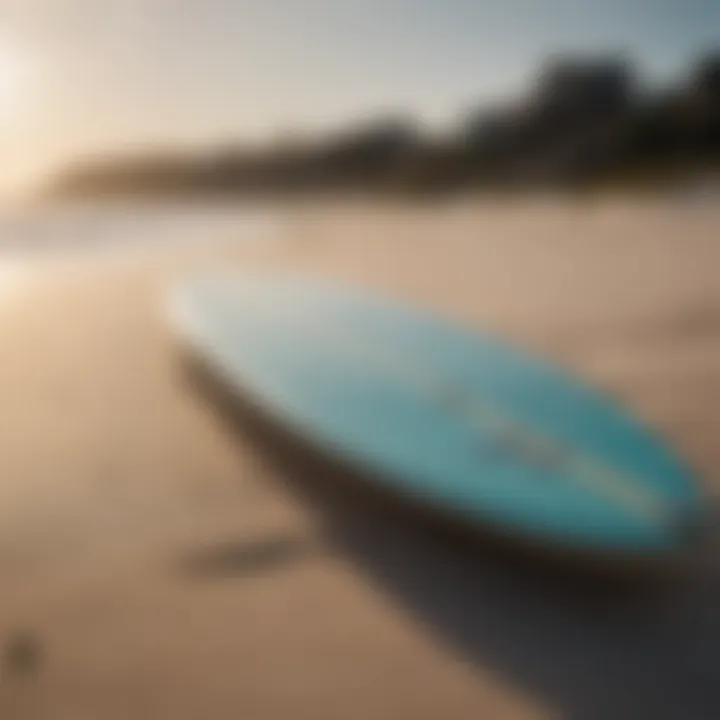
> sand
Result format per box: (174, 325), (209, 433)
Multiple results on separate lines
(0, 198), (718, 719)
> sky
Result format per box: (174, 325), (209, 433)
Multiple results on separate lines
(0, 0), (717, 195)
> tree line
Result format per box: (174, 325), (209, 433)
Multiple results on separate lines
(53, 52), (720, 198)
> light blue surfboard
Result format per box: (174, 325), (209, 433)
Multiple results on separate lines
(168, 275), (705, 559)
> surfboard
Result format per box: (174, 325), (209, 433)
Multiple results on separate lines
(168, 275), (705, 560)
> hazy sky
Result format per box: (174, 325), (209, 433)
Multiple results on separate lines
(0, 0), (717, 194)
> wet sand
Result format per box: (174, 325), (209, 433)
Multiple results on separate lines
(0, 198), (718, 719)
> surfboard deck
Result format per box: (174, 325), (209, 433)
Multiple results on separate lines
(167, 275), (706, 561)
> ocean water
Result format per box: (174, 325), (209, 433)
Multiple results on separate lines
(0, 200), (282, 296)
(0, 201), (280, 258)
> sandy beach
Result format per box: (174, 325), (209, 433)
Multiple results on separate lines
(0, 198), (718, 719)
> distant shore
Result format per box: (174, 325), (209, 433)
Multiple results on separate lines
(47, 52), (720, 202)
